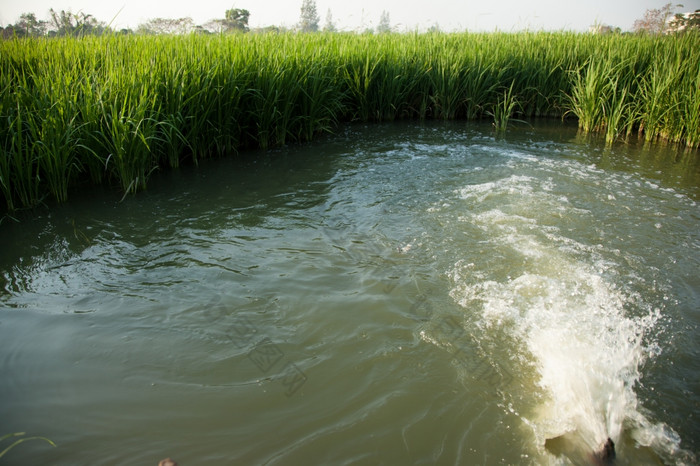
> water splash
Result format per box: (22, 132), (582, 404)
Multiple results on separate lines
(444, 169), (691, 463)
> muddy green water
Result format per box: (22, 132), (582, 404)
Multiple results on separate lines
(1, 121), (699, 465)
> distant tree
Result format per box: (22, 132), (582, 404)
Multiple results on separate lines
(588, 23), (620, 34)
(252, 25), (286, 34)
(633, 2), (682, 34)
(668, 9), (700, 32)
(0, 25), (20, 39)
(48, 9), (108, 36)
(192, 25), (211, 35)
(48, 9), (76, 35)
(0, 13), (44, 38)
(205, 9), (249, 33)
(298, 0), (320, 32)
(223, 8), (250, 32)
(16, 13), (47, 36)
(377, 10), (391, 33)
(0, 9), (108, 38)
(324, 9), (337, 32)
(202, 20), (221, 33)
(137, 17), (194, 35)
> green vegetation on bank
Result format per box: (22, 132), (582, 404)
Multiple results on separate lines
(1, 32), (699, 212)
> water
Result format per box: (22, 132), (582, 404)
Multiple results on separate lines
(1, 121), (698, 465)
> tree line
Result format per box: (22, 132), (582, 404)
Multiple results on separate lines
(0, 7), (253, 38)
(0, 1), (382, 38)
(632, 2), (700, 34)
(2, 1), (699, 38)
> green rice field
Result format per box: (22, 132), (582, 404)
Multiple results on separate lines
(1, 31), (699, 212)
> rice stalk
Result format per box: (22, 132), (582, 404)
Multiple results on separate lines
(94, 82), (159, 195)
(487, 82), (525, 131)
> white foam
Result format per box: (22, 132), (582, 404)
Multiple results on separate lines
(445, 169), (690, 461)
(455, 175), (535, 202)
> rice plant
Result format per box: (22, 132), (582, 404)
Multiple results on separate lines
(0, 31), (698, 213)
(343, 52), (382, 122)
(298, 62), (346, 141)
(567, 58), (613, 133)
(94, 80), (160, 195)
(29, 72), (86, 203)
(487, 82), (525, 131)
(3, 102), (42, 210)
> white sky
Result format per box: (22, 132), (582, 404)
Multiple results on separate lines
(1, 0), (699, 32)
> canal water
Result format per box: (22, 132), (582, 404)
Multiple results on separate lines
(1, 121), (698, 465)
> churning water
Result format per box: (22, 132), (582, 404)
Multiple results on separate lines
(1, 121), (698, 465)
